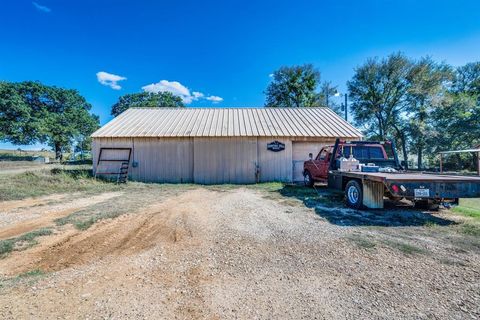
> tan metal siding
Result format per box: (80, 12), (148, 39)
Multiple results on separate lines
(193, 137), (257, 184)
(131, 138), (193, 183)
(257, 138), (293, 182)
(93, 137), (193, 183)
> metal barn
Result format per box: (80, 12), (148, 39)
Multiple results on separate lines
(91, 108), (363, 184)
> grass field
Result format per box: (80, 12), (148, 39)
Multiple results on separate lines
(0, 149), (55, 161)
(454, 198), (480, 220)
(0, 168), (122, 201)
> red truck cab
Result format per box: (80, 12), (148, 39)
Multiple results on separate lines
(303, 142), (390, 186)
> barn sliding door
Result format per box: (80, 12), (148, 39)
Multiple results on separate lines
(193, 137), (258, 184)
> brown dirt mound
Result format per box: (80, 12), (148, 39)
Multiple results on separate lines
(0, 189), (214, 275)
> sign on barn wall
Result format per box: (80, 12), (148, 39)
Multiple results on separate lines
(267, 141), (285, 152)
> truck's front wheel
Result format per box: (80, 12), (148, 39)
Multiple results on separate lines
(304, 171), (314, 187)
(345, 180), (363, 209)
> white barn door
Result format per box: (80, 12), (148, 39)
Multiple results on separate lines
(193, 137), (258, 184)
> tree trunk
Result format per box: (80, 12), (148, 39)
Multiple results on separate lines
(417, 148), (422, 170)
(417, 102), (426, 170)
(377, 114), (384, 139)
(54, 142), (63, 161)
(391, 124), (408, 169)
(401, 139), (408, 170)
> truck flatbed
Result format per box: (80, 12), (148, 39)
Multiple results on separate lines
(328, 170), (480, 208)
(330, 171), (480, 182)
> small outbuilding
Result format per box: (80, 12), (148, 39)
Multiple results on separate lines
(91, 107), (363, 184)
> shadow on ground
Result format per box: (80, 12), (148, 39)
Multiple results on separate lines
(276, 184), (456, 227)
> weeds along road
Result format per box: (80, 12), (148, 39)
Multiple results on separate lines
(0, 178), (479, 319)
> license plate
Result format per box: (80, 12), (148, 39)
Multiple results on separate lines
(414, 189), (430, 198)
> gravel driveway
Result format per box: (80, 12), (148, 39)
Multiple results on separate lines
(0, 186), (478, 319)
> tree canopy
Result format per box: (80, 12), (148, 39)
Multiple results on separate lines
(348, 53), (479, 170)
(264, 64), (321, 108)
(0, 81), (99, 160)
(111, 91), (184, 117)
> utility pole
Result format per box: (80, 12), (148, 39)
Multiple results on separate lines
(344, 93), (348, 121)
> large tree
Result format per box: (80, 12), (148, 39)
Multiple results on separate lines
(0, 81), (42, 144)
(41, 86), (100, 160)
(405, 57), (452, 169)
(111, 91), (184, 117)
(0, 81), (99, 160)
(431, 62), (480, 170)
(265, 64), (321, 108)
(347, 53), (412, 165)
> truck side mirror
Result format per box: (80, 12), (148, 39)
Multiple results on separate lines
(308, 153), (313, 160)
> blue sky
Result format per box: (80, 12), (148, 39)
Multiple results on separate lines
(1, 0), (480, 149)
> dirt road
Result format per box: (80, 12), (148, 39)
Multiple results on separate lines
(0, 186), (478, 319)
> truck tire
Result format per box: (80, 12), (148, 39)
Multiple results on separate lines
(304, 171), (314, 188)
(345, 180), (363, 209)
(414, 200), (440, 211)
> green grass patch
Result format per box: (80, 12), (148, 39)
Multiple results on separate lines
(17, 269), (45, 278)
(0, 240), (15, 257)
(458, 198), (480, 210)
(0, 168), (123, 201)
(0, 228), (53, 258)
(348, 234), (377, 250)
(450, 198), (480, 238)
(54, 195), (132, 230)
(453, 206), (480, 219)
(382, 239), (427, 255)
(459, 224), (480, 237)
(259, 184), (343, 208)
(0, 269), (46, 290)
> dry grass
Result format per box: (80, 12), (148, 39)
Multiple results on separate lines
(0, 169), (123, 201)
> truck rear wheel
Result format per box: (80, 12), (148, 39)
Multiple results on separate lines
(414, 200), (440, 211)
(304, 171), (314, 187)
(345, 180), (363, 209)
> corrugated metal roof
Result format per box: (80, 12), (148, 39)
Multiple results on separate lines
(91, 107), (363, 138)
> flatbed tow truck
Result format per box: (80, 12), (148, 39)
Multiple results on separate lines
(303, 139), (480, 209)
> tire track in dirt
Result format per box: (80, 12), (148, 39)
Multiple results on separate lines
(0, 188), (222, 318)
(0, 188), (217, 275)
(0, 192), (123, 240)
(0, 193), (68, 212)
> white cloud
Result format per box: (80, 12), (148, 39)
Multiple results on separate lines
(192, 91), (204, 99)
(206, 95), (224, 103)
(141, 80), (222, 104)
(32, 2), (51, 13)
(96, 71), (127, 90)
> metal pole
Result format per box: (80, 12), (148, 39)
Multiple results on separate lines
(344, 94), (348, 121)
(439, 153), (443, 174)
(478, 151), (480, 176)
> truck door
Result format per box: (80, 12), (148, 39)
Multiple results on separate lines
(312, 148), (330, 181)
